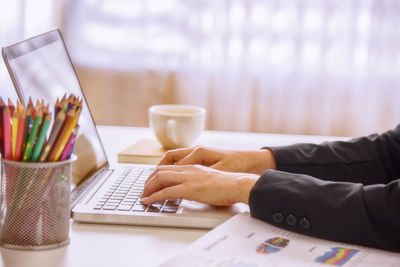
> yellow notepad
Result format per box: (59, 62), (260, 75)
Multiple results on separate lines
(117, 139), (167, 164)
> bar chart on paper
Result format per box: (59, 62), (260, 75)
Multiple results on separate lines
(160, 213), (400, 267)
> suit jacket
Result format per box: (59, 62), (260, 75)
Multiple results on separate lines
(249, 125), (400, 252)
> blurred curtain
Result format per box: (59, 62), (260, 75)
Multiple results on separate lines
(0, 0), (63, 100)
(65, 0), (400, 136)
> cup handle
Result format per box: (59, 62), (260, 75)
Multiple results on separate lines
(167, 119), (178, 147)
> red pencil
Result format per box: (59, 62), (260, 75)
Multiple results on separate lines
(3, 107), (12, 160)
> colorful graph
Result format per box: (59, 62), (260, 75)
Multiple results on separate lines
(315, 247), (359, 266)
(265, 237), (290, 248)
(256, 237), (290, 254)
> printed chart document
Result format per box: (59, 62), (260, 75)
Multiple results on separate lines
(160, 212), (400, 267)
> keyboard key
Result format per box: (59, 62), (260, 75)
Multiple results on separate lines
(118, 186), (131, 189)
(103, 204), (118, 210)
(130, 189), (142, 193)
(121, 199), (136, 204)
(94, 204), (104, 210)
(166, 199), (181, 206)
(132, 204), (147, 212)
(161, 207), (178, 213)
(147, 205), (161, 212)
(107, 200), (122, 204)
(116, 193), (129, 196)
(151, 202), (163, 208)
(118, 205), (133, 211)
(113, 192), (126, 196)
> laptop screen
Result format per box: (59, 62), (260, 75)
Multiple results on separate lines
(2, 29), (108, 189)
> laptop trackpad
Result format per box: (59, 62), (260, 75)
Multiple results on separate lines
(181, 200), (249, 218)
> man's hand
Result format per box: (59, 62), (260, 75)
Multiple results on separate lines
(141, 165), (258, 206)
(158, 146), (276, 175)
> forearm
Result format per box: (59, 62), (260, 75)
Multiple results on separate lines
(266, 125), (400, 184)
(249, 170), (400, 252)
(238, 149), (276, 175)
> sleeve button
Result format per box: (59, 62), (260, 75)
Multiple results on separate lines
(286, 214), (297, 226)
(272, 212), (284, 223)
(299, 217), (311, 230)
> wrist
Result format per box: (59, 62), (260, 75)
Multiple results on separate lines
(262, 148), (276, 170)
(243, 149), (276, 175)
(235, 174), (258, 205)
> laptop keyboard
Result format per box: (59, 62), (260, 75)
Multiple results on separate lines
(94, 167), (182, 213)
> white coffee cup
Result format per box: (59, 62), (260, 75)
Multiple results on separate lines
(149, 105), (206, 149)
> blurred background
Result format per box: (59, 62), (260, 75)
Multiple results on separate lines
(1, 0), (399, 137)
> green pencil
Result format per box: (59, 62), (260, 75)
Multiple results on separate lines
(31, 113), (51, 162)
(22, 110), (42, 161)
(22, 108), (32, 151)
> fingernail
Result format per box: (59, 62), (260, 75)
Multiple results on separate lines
(141, 197), (149, 204)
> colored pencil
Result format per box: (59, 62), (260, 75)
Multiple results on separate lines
(46, 109), (73, 161)
(14, 110), (26, 161)
(7, 98), (15, 116)
(54, 98), (60, 117)
(39, 110), (65, 162)
(67, 95), (74, 110)
(22, 110), (42, 161)
(76, 99), (83, 113)
(27, 96), (34, 108)
(3, 107), (12, 160)
(23, 108), (32, 151)
(35, 103), (48, 142)
(11, 110), (19, 160)
(54, 110), (80, 161)
(60, 125), (79, 161)
(31, 113), (51, 162)
(48, 109), (80, 162)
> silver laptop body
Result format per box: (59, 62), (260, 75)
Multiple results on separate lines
(2, 29), (246, 229)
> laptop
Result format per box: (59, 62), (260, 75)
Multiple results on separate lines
(2, 29), (247, 229)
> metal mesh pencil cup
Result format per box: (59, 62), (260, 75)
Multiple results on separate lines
(0, 156), (76, 250)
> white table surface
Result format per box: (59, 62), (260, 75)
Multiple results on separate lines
(0, 126), (346, 267)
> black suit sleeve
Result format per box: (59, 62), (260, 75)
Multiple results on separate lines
(267, 124), (400, 185)
(249, 170), (400, 251)
(249, 125), (400, 251)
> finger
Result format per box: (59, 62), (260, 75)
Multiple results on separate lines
(145, 164), (194, 185)
(158, 146), (197, 165)
(176, 146), (215, 166)
(141, 184), (185, 205)
(142, 170), (185, 197)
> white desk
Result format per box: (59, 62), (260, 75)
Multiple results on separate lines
(0, 126), (346, 267)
